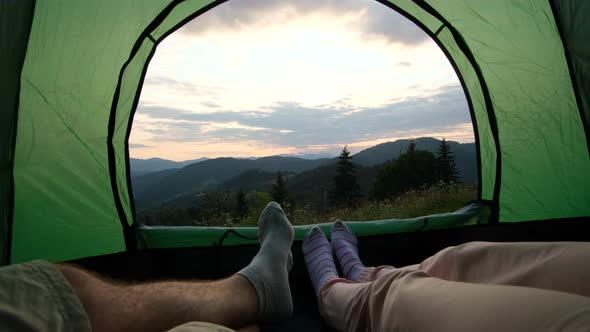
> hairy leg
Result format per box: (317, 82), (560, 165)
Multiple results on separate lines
(58, 202), (294, 332)
(59, 265), (257, 332)
(418, 241), (590, 296)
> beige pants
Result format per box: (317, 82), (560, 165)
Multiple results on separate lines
(319, 241), (590, 332)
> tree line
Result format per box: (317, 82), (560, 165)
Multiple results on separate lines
(270, 138), (459, 209)
(138, 138), (460, 226)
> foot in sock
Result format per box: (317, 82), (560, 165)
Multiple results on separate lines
(237, 202), (294, 321)
(303, 227), (338, 296)
(331, 221), (368, 282)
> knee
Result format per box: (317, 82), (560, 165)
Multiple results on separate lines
(369, 270), (432, 330)
(444, 241), (494, 260)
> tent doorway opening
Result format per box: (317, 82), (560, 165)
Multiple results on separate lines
(128, 0), (477, 228)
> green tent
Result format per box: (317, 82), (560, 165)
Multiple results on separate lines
(1, 0), (588, 277)
(2, 1), (589, 329)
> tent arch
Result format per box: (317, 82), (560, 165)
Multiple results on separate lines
(110, 0), (499, 248)
(107, 0), (231, 256)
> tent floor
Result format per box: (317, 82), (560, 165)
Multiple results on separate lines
(72, 218), (590, 331)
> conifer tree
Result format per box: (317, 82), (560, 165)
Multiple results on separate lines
(271, 171), (289, 205)
(436, 138), (459, 183)
(330, 146), (362, 208)
(406, 138), (417, 168)
(407, 138), (417, 154)
(235, 188), (248, 218)
(372, 142), (436, 200)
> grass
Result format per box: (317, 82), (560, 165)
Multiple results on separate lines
(210, 183), (477, 227)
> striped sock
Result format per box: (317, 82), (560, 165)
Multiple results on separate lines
(331, 221), (367, 282)
(303, 227), (338, 296)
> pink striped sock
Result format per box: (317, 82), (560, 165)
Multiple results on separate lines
(303, 227), (338, 295)
(331, 221), (367, 282)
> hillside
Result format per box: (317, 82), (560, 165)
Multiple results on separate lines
(132, 168), (179, 195)
(132, 137), (476, 209)
(217, 169), (278, 193)
(130, 157), (208, 175)
(142, 162), (378, 215)
(134, 156), (333, 208)
(353, 137), (476, 183)
(288, 163), (381, 210)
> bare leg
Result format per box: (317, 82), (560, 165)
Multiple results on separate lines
(58, 202), (294, 332)
(319, 269), (590, 332)
(59, 264), (257, 332)
(418, 241), (590, 296)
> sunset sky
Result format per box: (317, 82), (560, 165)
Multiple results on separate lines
(129, 0), (474, 161)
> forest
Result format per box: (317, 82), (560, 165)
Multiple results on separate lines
(134, 138), (476, 227)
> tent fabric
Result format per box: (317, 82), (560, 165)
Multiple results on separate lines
(0, 0), (36, 265)
(137, 202), (491, 249)
(2, 0), (589, 264)
(401, 1), (589, 222)
(9, 1), (165, 264)
(551, 0), (590, 149)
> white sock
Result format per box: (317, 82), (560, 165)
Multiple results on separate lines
(237, 202), (294, 321)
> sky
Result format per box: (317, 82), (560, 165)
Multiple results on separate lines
(129, 0), (474, 161)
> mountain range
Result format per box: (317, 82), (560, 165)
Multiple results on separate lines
(130, 157), (209, 176)
(131, 137), (476, 209)
(352, 137), (476, 181)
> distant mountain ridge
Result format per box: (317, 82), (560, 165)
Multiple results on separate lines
(276, 153), (336, 160)
(133, 156), (333, 208)
(132, 137), (476, 209)
(353, 137), (476, 184)
(130, 157), (208, 175)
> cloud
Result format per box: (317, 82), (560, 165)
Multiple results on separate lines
(359, 1), (428, 45)
(396, 61), (412, 67)
(179, 0), (429, 45)
(144, 76), (225, 96)
(202, 101), (221, 108)
(133, 83), (472, 150)
(129, 143), (153, 148)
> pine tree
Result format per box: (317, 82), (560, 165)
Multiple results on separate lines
(271, 171), (289, 205)
(372, 148), (436, 200)
(436, 138), (459, 183)
(406, 138), (417, 170)
(235, 188), (248, 218)
(330, 146), (362, 208)
(407, 138), (417, 154)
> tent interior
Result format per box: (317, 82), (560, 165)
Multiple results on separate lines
(72, 217), (590, 331)
(1, 0), (589, 330)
